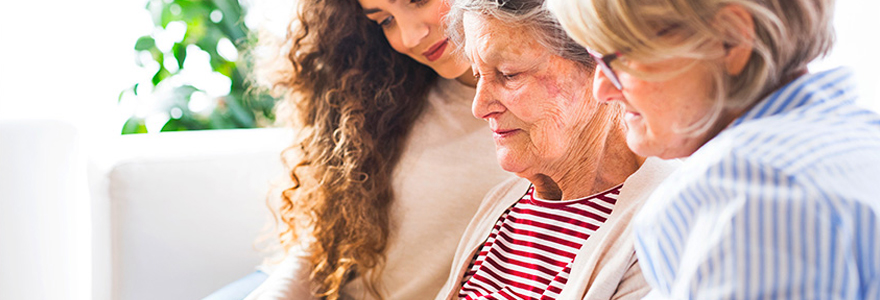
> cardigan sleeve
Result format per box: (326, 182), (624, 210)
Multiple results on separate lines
(609, 257), (651, 300)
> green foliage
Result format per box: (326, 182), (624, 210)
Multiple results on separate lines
(122, 0), (277, 134)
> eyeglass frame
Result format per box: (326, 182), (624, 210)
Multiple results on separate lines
(585, 48), (624, 90)
(584, 24), (684, 91)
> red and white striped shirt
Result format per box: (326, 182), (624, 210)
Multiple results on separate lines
(458, 184), (621, 300)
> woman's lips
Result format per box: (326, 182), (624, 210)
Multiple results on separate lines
(492, 128), (519, 139)
(624, 111), (642, 123)
(423, 38), (449, 62)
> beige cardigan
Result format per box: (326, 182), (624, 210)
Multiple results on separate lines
(435, 157), (680, 300)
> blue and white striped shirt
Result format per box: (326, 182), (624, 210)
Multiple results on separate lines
(634, 67), (880, 300)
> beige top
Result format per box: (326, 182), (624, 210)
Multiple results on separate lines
(245, 78), (515, 300)
(435, 157), (680, 300)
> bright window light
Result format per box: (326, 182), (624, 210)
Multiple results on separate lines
(217, 37), (239, 62)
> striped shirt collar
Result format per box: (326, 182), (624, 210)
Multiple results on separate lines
(732, 67), (856, 127)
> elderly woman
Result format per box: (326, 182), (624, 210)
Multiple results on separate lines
(433, 0), (679, 299)
(547, 0), (880, 298)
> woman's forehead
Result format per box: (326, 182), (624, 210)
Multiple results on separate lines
(463, 13), (542, 60)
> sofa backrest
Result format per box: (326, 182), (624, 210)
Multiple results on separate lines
(89, 128), (292, 300)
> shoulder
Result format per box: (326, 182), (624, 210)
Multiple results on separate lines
(642, 97), (880, 218)
(720, 98), (880, 175)
(657, 116), (880, 214)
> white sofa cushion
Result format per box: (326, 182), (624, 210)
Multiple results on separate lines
(90, 128), (291, 300)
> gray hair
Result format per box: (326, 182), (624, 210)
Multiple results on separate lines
(446, 0), (595, 70)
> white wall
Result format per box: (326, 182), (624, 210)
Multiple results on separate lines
(0, 120), (91, 300)
(0, 1), (152, 139)
(810, 1), (880, 112)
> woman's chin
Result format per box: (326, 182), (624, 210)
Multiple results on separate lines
(495, 152), (527, 175)
(625, 131), (658, 158)
(627, 133), (693, 160)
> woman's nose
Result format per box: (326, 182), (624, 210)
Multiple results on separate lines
(398, 16), (429, 49)
(593, 68), (623, 103)
(472, 80), (504, 120)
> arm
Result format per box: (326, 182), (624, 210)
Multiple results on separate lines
(244, 249), (319, 300)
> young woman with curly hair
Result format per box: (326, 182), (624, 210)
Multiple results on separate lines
(238, 0), (512, 299)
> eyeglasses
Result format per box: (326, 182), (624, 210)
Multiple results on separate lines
(584, 24), (681, 91)
(586, 48), (624, 90)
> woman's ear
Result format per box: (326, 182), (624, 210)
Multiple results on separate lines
(715, 4), (755, 76)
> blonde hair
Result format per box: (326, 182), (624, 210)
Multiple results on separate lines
(547, 0), (836, 134)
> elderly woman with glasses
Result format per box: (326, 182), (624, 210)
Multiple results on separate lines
(547, 0), (880, 298)
(433, 0), (680, 299)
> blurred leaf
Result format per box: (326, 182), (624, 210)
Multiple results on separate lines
(175, 85), (200, 98)
(134, 36), (156, 51)
(121, 118), (148, 134)
(118, 86), (135, 103)
(149, 48), (164, 65)
(152, 67), (172, 86)
(172, 43), (187, 69)
(210, 0), (246, 41)
(230, 64), (245, 87)
(160, 2), (175, 27)
(162, 117), (209, 131)
(225, 93), (256, 127)
(161, 119), (189, 132)
(208, 108), (239, 129)
(215, 61), (234, 77)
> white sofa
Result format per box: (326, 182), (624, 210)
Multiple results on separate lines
(1, 120), (292, 300)
(88, 127), (292, 300)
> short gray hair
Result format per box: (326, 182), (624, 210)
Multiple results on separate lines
(445, 0), (595, 70)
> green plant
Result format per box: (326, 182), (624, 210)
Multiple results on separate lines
(121, 0), (276, 134)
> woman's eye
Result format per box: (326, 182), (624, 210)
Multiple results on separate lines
(378, 16), (394, 27)
(411, 0), (429, 7)
(501, 73), (519, 80)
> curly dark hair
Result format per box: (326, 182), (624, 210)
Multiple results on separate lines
(254, 0), (438, 298)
